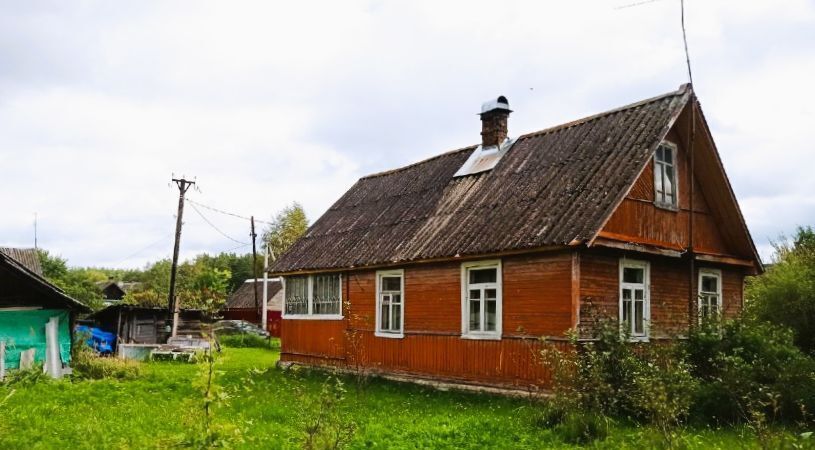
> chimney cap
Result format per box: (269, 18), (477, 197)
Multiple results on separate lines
(480, 95), (512, 115)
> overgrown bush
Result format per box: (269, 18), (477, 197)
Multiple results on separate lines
(747, 226), (815, 354)
(71, 336), (140, 380)
(541, 321), (699, 444)
(290, 372), (357, 449)
(0, 363), (50, 387)
(685, 317), (815, 426)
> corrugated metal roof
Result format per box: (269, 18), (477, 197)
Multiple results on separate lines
(271, 86), (691, 273)
(0, 249), (89, 311)
(0, 248), (43, 275)
(224, 279), (283, 310)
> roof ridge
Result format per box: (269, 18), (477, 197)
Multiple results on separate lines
(520, 84), (690, 140)
(357, 84), (690, 182)
(359, 145), (476, 180)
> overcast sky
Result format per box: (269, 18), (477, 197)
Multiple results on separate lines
(1, 0), (813, 268)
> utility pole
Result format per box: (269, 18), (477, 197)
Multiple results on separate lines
(262, 243), (269, 333)
(167, 177), (195, 339)
(251, 216), (259, 323)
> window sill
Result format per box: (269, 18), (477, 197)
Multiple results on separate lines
(628, 336), (650, 343)
(283, 314), (344, 321)
(374, 331), (404, 339)
(653, 201), (679, 212)
(461, 333), (502, 341)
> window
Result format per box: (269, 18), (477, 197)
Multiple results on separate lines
(461, 260), (502, 339)
(619, 259), (650, 340)
(376, 270), (404, 338)
(283, 274), (342, 318)
(654, 141), (678, 208)
(698, 269), (722, 321)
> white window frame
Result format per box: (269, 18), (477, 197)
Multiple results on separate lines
(619, 259), (650, 341)
(654, 141), (679, 209)
(461, 260), (502, 340)
(698, 268), (722, 322)
(282, 274), (343, 320)
(375, 269), (405, 339)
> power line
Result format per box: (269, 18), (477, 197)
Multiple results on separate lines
(188, 201), (250, 245)
(114, 233), (174, 265)
(186, 198), (272, 225)
(614, 0), (666, 10)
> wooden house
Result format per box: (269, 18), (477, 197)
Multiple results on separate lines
(221, 278), (283, 337)
(0, 248), (89, 378)
(268, 85), (762, 389)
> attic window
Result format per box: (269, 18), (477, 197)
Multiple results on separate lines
(454, 138), (515, 177)
(654, 141), (678, 208)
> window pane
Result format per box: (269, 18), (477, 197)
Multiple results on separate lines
(381, 303), (390, 330)
(469, 300), (481, 331)
(391, 293), (401, 305)
(313, 274), (340, 315)
(655, 163), (664, 196)
(635, 290), (644, 301)
(285, 276), (309, 315)
(622, 289), (631, 324)
(469, 289), (481, 300)
(656, 146), (664, 161)
(391, 304), (401, 331)
(663, 146), (673, 165)
(702, 275), (718, 293)
(469, 268), (497, 284)
(623, 268), (644, 284)
(664, 166), (674, 198)
(486, 300), (496, 331)
(635, 301), (644, 334)
(485, 288), (497, 300)
(382, 276), (401, 292)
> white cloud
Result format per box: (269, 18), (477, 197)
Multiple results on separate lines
(0, 0), (812, 266)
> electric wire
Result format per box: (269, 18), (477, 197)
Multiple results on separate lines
(188, 201), (250, 245)
(186, 198), (271, 225)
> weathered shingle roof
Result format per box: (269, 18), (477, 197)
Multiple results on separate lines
(0, 248), (43, 275)
(0, 249), (89, 311)
(271, 86), (691, 274)
(224, 279), (283, 310)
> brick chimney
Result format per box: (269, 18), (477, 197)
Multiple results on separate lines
(480, 96), (512, 148)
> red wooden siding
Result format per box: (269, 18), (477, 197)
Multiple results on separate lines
(578, 250), (745, 338)
(281, 252), (575, 388)
(601, 128), (734, 257)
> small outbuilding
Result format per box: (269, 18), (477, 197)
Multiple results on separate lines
(89, 304), (205, 346)
(221, 278), (283, 336)
(0, 248), (89, 378)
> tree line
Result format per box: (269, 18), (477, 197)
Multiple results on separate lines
(38, 202), (308, 312)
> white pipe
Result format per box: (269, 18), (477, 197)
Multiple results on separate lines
(261, 245), (269, 332)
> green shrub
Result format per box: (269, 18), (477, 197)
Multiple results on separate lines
(1, 364), (50, 386)
(685, 318), (815, 425)
(71, 336), (140, 380)
(218, 334), (276, 349)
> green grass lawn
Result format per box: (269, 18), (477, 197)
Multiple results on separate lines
(0, 345), (801, 449)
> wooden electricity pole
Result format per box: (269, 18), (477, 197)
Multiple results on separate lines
(251, 216), (259, 321)
(168, 177), (195, 338)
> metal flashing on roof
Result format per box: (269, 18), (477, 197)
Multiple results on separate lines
(453, 137), (516, 177)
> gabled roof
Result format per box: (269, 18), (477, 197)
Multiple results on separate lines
(0, 248), (43, 275)
(224, 279), (283, 310)
(271, 85), (702, 274)
(0, 249), (89, 312)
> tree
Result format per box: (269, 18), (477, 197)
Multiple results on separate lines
(263, 202), (309, 260)
(747, 226), (815, 354)
(37, 249), (105, 311)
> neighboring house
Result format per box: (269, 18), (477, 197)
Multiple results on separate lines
(221, 278), (283, 337)
(0, 248), (89, 378)
(89, 305), (205, 346)
(96, 279), (141, 306)
(269, 85), (762, 389)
